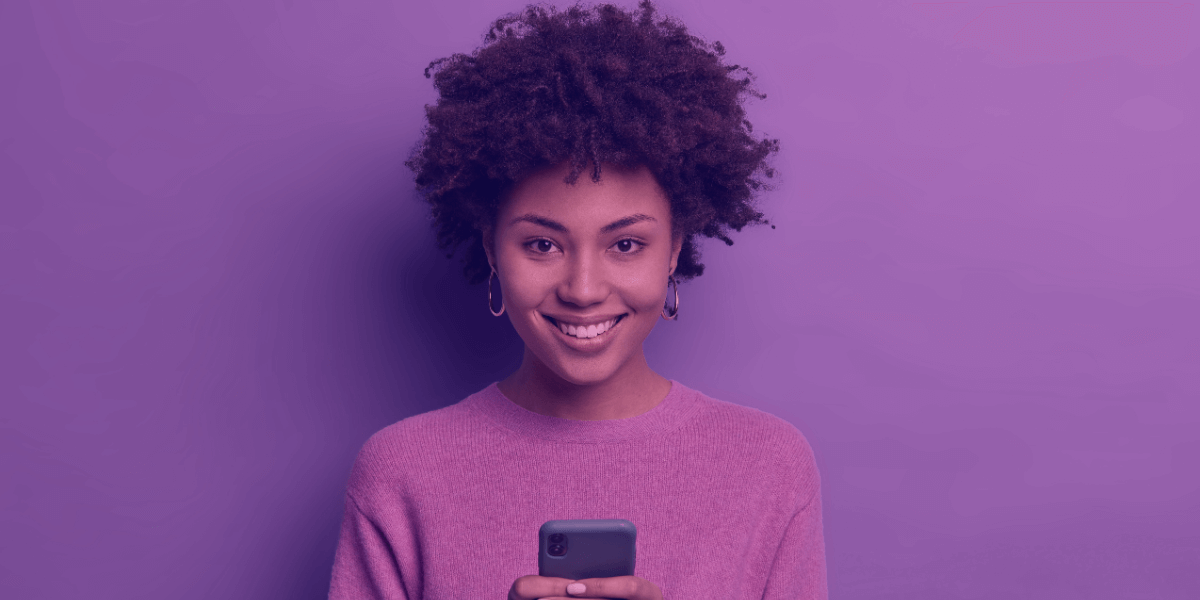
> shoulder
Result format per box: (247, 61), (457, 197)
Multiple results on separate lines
(345, 397), (481, 497)
(692, 389), (814, 455)
(361, 400), (475, 455)
(684, 386), (821, 494)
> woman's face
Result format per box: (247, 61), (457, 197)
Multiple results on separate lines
(485, 161), (682, 387)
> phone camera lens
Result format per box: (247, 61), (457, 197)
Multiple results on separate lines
(549, 534), (565, 544)
(548, 544), (566, 556)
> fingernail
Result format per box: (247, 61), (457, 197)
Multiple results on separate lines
(566, 582), (586, 595)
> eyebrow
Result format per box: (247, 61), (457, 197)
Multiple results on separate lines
(509, 213), (658, 234)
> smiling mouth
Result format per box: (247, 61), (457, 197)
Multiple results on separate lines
(543, 314), (627, 340)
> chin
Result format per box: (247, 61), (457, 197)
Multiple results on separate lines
(545, 358), (620, 387)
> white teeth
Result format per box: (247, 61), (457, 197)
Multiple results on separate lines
(556, 317), (617, 339)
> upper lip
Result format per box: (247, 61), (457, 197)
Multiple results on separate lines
(544, 313), (626, 326)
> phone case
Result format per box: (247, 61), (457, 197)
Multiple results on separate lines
(538, 519), (637, 580)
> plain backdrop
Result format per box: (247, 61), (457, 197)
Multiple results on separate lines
(2, 1), (1198, 598)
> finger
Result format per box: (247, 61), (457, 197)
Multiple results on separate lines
(538, 597), (626, 600)
(536, 597), (620, 600)
(508, 575), (576, 600)
(535, 597), (616, 600)
(534, 597), (618, 600)
(563, 576), (647, 599)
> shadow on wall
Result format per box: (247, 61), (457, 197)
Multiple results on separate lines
(391, 207), (528, 408)
(169, 121), (524, 599)
(382, 203), (526, 409)
(305, 147), (525, 596)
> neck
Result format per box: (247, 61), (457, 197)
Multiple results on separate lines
(498, 348), (670, 421)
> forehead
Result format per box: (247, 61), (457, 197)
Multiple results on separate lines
(500, 162), (671, 226)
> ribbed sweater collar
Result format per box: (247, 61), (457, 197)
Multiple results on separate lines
(467, 379), (701, 443)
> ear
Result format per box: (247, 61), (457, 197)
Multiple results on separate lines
(482, 227), (496, 272)
(668, 230), (683, 277)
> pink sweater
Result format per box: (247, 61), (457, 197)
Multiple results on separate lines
(328, 380), (827, 600)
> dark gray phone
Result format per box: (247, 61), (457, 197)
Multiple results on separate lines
(538, 519), (637, 580)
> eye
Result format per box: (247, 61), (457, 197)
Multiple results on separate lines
(612, 238), (644, 254)
(525, 238), (558, 254)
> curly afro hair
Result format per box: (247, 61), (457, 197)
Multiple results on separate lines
(405, 0), (779, 285)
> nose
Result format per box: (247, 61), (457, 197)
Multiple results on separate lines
(556, 247), (610, 308)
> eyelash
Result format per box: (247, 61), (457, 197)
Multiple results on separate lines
(525, 238), (645, 255)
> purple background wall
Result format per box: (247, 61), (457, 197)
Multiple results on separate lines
(3, 1), (1197, 598)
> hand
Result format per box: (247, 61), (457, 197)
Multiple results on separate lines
(508, 574), (663, 600)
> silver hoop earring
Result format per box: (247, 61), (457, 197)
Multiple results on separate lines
(487, 268), (505, 317)
(661, 275), (679, 320)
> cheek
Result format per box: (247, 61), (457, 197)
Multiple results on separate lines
(623, 273), (670, 312)
(497, 265), (553, 311)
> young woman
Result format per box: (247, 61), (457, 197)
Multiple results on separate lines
(328, 2), (827, 599)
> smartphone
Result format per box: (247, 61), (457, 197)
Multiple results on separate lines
(538, 519), (637, 580)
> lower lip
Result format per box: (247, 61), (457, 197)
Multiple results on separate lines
(545, 315), (626, 351)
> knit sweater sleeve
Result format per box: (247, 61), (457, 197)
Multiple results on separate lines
(328, 492), (409, 600)
(328, 426), (420, 600)
(761, 481), (827, 600)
